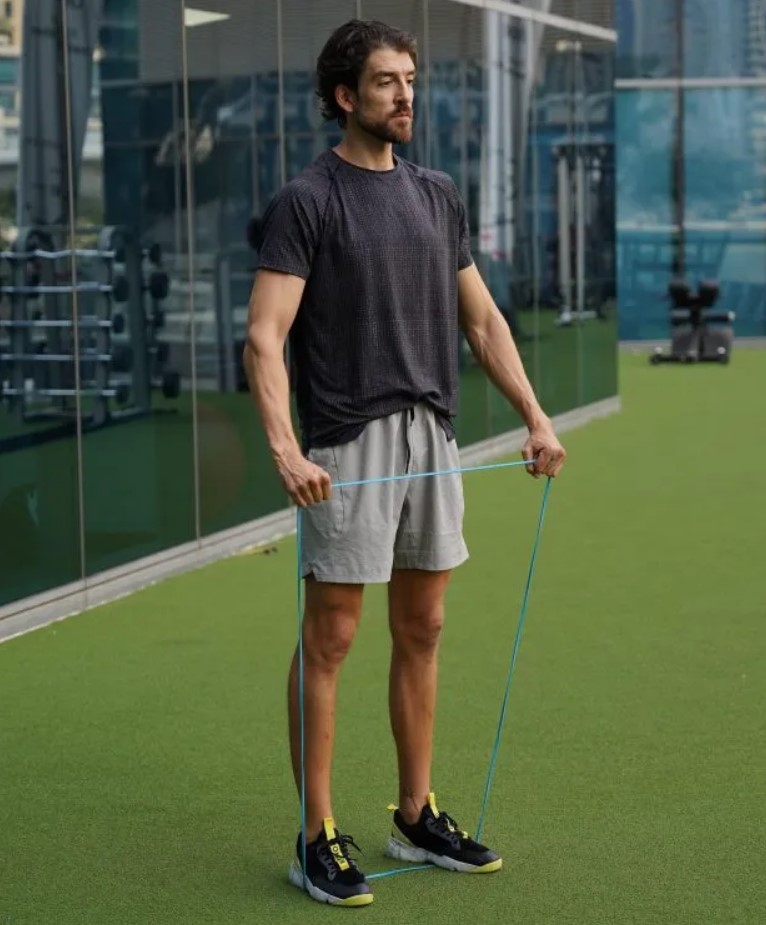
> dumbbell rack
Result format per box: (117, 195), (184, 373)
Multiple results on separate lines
(0, 226), (176, 431)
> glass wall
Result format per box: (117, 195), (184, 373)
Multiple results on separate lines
(617, 0), (757, 81)
(616, 0), (766, 339)
(0, 4), (82, 603)
(615, 89), (676, 340)
(80, 0), (198, 576)
(0, 0), (617, 612)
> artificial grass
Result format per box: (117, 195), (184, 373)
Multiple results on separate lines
(1, 352), (764, 924)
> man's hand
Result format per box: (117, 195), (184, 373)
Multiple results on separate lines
(276, 451), (333, 508)
(521, 421), (567, 479)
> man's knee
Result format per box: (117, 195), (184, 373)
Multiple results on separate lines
(303, 581), (363, 671)
(389, 570), (450, 656)
(391, 606), (445, 655)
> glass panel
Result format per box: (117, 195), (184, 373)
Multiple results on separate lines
(530, 25), (591, 415)
(482, 11), (536, 436)
(684, 89), (766, 338)
(0, 2), (82, 606)
(99, 0), (139, 82)
(427, 0), (490, 444)
(616, 0), (680, 79)
(552, 0), (614, 29)
(683, 0), (754, 79)
(73, 0), (196, 577)
(615, 89), (677, 340)
(183, 0), (286, 537)
(184, 1), (365, 537)
(282, 2), (359, 178)
(619, 0), (759, 81)
(576, 36), (618, 405)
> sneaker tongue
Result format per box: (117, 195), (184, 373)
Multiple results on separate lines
(427, 792), (439, 817)
(322, 817), (337, 842)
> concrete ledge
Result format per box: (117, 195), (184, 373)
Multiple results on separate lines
(460, 396), (620, 467)
(0, 395), (620, 644)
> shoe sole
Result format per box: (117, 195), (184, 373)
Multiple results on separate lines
(288, 860), (374, 906)
(385, 836), (503, 874)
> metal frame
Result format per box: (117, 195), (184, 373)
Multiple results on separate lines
(451, 0), (617, 43)
(616, 77), (766, 89)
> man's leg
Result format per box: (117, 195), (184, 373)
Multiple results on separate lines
(386, 564), (503, 874)
(388, 568), (452, 824)
(288, 576), (364, 840)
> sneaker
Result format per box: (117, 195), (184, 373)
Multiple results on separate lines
(288, 817), (373, 906)
(385, 793), (503, 874)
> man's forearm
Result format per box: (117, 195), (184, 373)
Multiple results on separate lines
(465, 310), (549, 431)
(243, 341), (302, 465)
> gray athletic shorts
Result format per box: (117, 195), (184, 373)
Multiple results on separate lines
(301, 404), (468, 583)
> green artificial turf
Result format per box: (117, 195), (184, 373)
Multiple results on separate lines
(1, 352), (764, 924)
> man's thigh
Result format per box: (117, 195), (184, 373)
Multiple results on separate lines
(392, 405), (469, 573)
(301, 412), (410, 584)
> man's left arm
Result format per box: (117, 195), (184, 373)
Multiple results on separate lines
(457, 263), (567, 478)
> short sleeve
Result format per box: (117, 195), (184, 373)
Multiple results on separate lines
(456, 190), (473, 271)
(257, 182), (323, 280)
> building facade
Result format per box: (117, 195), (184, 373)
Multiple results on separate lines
(616, 0), (766, 339)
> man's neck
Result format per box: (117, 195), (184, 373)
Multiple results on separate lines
(333, 131), (395, 172)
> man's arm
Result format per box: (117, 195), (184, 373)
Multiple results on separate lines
(458, 263), (567, 478)
(243, 269), (331, 506)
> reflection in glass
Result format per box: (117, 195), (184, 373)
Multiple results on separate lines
(684, 89), (766, 338)
(682, 0), (755, 80)
(529, 28), (617, 413)
(616, 90), (676, 340)
(616, 0), (679, 79)
(1, 0), (620, 611)
(76, 3), (196, 575)
(0, 5), (81, 604)
(618, 0), (760, 81)
(183, 0), (288, 536)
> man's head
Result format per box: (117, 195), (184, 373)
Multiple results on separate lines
(316, 19), (418, 145)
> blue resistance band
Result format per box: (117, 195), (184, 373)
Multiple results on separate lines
(296, 460), (553, 887)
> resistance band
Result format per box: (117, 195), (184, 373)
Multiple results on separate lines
(295, 461), (553, 886)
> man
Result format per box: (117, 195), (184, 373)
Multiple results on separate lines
(244, 19), (566, 908)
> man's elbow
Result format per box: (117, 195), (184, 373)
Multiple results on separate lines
(245, 322), (284, 365)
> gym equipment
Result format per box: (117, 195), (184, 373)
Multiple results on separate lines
(161, 370), (181, 399)
(0, 315), (124, 332)
(0, 225), (180, 436)
(145, 243), (163, 266)
(650, 279), (735, 365)
(0, 383), (130, 405)
(112, 275), (130, 303)
(111, 345), (134, 373)
(147, 270), (169, 301)
(553, 141), (614, 326)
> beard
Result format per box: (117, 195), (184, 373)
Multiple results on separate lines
(356, 108), (414, 145)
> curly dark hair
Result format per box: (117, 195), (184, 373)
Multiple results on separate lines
(316, 19), (418, 128)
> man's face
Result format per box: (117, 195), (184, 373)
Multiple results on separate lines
(349, 47), (415, 145)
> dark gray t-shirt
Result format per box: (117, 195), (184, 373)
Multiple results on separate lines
(257, 149), (473, 449)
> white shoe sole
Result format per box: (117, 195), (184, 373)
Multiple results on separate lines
(385, 836), (503, 874)
(288, 859), (374, 906)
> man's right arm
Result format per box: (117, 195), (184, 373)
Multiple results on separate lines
(243, 269), (331, 507)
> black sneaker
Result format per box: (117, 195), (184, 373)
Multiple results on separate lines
(288, 817), (373, 906)
(385, 792), (502, 873)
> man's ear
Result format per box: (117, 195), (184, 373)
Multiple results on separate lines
(335, 84), (356, 117)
